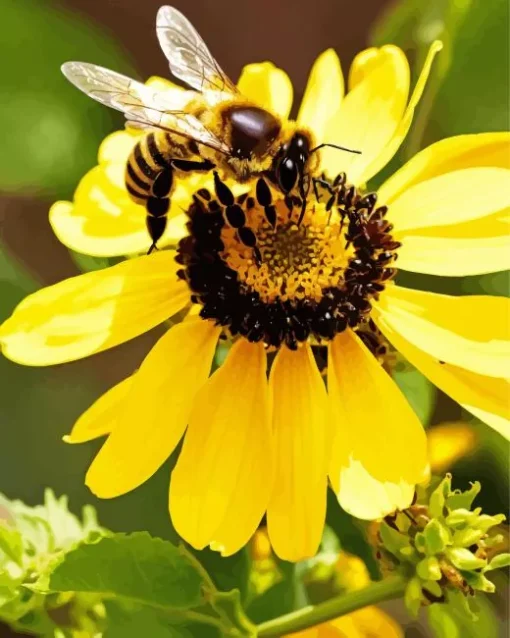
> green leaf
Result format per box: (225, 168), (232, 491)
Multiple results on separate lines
(48, 533), (204, 610)
(103, 601), (194, 638)
(392, 360), (436, 426)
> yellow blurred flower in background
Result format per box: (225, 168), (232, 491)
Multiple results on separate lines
(427, 422), (478, 473)
(1, 41), (509, 562)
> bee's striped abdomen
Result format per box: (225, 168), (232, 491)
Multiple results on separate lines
(124, 131), (215, 252)
(125, 131), (173, 204)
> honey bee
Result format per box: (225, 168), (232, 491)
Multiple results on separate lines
(62, 5), (359, 251)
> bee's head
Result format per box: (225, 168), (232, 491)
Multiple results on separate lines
(275, 131), (312, 194)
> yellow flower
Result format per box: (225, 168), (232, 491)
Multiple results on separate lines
(427, 422), (478, 473)
(2, 44), (510, 562)
(287, 606), (402, 638)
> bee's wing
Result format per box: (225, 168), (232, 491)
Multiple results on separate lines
(156, 6), (239, 97)
(61, 62), (230, 153)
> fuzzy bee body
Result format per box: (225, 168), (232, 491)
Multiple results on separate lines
(62, 5), (359, 251)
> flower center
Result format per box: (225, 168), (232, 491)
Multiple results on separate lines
(176, 173), (400, 349)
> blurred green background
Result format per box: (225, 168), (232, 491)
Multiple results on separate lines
(0, 0), (508, 635)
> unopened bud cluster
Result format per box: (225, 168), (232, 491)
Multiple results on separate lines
(375, 474), (509, 616)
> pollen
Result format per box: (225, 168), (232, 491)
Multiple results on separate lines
(222, 202), (351, 304)
(176, 173), (400, 350)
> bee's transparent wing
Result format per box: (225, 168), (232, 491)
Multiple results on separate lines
(61, 62), (230, 152)
(156, 5), (238, 97)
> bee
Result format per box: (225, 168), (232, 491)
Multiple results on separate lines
(62, 5), (359, 251)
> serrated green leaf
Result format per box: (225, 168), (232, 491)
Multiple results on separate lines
(48, 533), (204, 610)
(446, 483), (481, 511)
(445, 547), (486, 571)
(103, 601), (194, 638)
(484, 553), (510, 572)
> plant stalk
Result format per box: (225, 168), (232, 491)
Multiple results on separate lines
(257, 575), (407, 637)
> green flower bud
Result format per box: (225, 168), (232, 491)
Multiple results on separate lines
(416, 556), (442, 581)
(472, 513), (506, 533)
(446, 481), (481, 510)
(423, 519), (451, 554)
(462, 571), (496, 593)
(453, 527), (484, 548)
(405, 577), (423, 617)
(445, 508), (481, 527)
(446, 547), (487, 570)
(422, 579), (443, 598)
(484, 553), (510, 572)
(379, 521), (410, 556)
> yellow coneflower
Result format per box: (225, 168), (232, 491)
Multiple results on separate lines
(1, 43), (509, 562)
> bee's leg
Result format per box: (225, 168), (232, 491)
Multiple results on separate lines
(296, 173), (310, 225)
(213, 170), (248, 231)
(255, 178), (277, 228)
(145, 160), (214, 254)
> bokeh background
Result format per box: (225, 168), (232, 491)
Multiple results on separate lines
(0, 0), (508, 635)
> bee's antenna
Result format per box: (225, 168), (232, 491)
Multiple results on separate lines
(310, 143), (361, 155)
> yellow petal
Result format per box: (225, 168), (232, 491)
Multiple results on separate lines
(64, 376), (132, 444)
(320, 45), (410, 184)
(50, 169), (193, 257)
(97, 129), (141, 164)
(237, 62), (293, 119)
(297, 49), (344, 144)
(357, 41), (443, 184)
(374, 317), (510, 440)
(0, 252), (190, 366)
(267, 344), (328, 561)
(334, 608), (403, 638)
(387, 167), (510, 233)
(328, 329), (427, 520)
(375, 286), (510, 379)
(378, 132), (510, 204)
(394, 209), (510, 276)
(86, 319), (220, 498)
(170, 339), (272, 555)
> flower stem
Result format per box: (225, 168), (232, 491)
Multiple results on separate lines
(256, 575), (407, 637)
